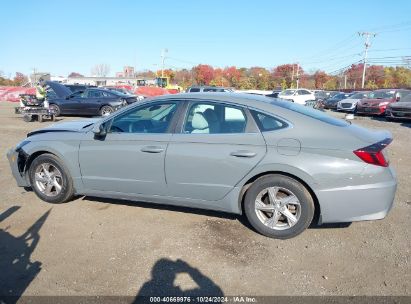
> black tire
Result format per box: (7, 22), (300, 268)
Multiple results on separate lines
(23, 114), (34, 122)
(244, 174), (314, 239)
(100, 105), (114, 116)
(49, 104), (61, 117)
(28, 153), (74, 204)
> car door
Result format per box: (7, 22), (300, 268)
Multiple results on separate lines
(165, 100), (267, 201)
(60, 91), (84, 114)
(79, 101), (179, 196)
(79, 89), (104, 115)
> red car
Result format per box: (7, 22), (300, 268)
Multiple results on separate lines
(356, 89), (411, 115)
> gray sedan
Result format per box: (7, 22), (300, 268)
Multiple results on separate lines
(7, 93), (397, 239)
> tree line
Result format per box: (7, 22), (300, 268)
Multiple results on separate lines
(2, 63), (410, 90)
(150, 64), (411, 90)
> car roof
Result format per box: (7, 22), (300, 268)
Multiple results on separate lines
(153, 92), (285, 108)
(188, 85), (231, 89)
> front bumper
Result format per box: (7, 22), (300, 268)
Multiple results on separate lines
(386, 109), (411, 120)
(7, 149), (30, 187)
(356, 105), (385, 115)
(337, 103), (356, 112)
(317, 167), (397, 223)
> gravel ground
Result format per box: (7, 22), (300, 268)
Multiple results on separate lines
(0, 101), (410, 298)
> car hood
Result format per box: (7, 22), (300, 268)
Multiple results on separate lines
(46, 81), (72, 98)
(339, 98), (360, 104)
(27, 118), (100, 137)
(389, 102), (411, 109)
(359, 98), (392, 106)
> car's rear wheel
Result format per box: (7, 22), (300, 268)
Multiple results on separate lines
(49, 104), (60, 117)
(100, 105), (113, 116)
(244, 174), (314, 239)
(29, 153), (74, 204)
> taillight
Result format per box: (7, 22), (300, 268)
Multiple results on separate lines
(353, 138), (392, 167)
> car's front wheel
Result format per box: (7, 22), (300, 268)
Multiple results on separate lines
(244, 174), (314, 239)
(29, 153), (74, 204)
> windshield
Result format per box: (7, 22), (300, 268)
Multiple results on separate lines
(351, 92), (369, 99)
(271, 100), (349, 127)
(368, 90), (395, 99)
(281, 90), (295, 96)
(333, 93), (347, 100)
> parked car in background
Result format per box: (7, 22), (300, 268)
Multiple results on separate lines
(46, 82), (134, 117)
(337, 91), (370, 112)
(105, 87), (145, 101)
(7, 93), (397, 239)
(105, 87), (133, 95)
(186, 86), (234, 93)
(356, 89), (411, 116)
(278, 89), (316, 105)
(314, 90), (329, 101)
(322, 92), (352, 110)
(385, 93), (411, 121)
(266, 90), (282, 98)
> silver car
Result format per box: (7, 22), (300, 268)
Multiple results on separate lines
(337, 91), (370, 112)
(7, 93), (397, 239)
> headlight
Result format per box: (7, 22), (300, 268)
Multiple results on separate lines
(16, 140), (30, 151)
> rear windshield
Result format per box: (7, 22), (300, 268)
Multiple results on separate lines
(271, 100), (349, 127)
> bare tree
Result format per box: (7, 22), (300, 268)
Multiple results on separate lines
(91, 64), (110, 77)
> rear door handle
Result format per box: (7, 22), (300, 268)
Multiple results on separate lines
(230, 150), (257, 158)
(141, 146), (164, 153)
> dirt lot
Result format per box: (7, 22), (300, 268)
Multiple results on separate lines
(0, 101), (410, 298)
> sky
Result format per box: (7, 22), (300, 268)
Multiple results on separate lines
(1, 0), (411, 77)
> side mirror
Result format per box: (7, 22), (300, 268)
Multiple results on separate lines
(396, 96), (401, 102)
(92, 123), (107, 137)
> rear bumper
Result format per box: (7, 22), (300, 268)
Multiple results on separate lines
(7, 149), (30, 187)
(317, 168), (397, 223)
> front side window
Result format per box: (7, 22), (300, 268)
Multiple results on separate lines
(184, 103), (246, 134)
(109, 103), (177, 133)
(189, 88), (200, 92)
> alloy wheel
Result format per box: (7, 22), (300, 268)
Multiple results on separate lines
(254, 186), (301, 230)
(34, 163), (63, 197)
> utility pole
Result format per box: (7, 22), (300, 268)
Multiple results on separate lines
(296, 63), (300, 89)
(344, 74), (347, 89)
(31, 67), (37, 86)
(161, 48), (168, 77)
(358, 32), (377, 89)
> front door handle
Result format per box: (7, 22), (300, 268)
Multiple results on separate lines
(141, 146), (164, 153)
(230, 150), (257, 158)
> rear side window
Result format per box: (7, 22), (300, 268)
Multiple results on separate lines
(184, 102), (247, 134)
(189, 88), (200, 92)
(251, 111), (287, 131)
(271, 100), (349, 127)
